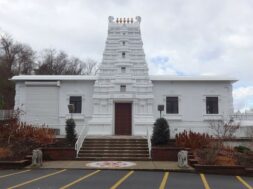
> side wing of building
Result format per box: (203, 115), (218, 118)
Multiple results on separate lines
(151, 76), (236, 137)
(13, 76), (95, 135)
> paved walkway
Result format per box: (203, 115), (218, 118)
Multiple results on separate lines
(36, 161), (194, 172)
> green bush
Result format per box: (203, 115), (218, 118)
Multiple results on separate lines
(234, 145), (251, 153)
(151, 118), (170, 145)
(65, 118), (77, 145)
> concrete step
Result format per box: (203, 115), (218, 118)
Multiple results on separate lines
(81, 147), (149, 151)
(79, 149), (148, 153)
(84, 138), (146, 140)
(78, 137), (149, 161)
(83, 141), (147, 145)
(85, 138), (146, 141)
(76, 157), (150, 161)
(78, 153), (149, 157)
(82, 144), (148, 148)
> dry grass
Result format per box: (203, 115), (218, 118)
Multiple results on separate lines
(175, 130), (213, 150)
(0, 118), (55, 160)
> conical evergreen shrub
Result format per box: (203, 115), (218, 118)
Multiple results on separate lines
(65, 118), (77, 145)
(151, 118), (170, 145)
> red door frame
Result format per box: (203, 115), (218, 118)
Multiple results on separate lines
(114, 102), (132, 135)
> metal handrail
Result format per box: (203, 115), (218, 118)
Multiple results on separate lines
(75, 125), (89, 158)
(146, 127), (151, 159)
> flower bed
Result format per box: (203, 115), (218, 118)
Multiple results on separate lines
(0, 118), (55, 163)
(42, 138), (77, 160)
(151, 146), (186, 161)
(42, 147), (76, 160)
(175, 130), (253, 175)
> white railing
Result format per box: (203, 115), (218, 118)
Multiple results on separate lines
(231, 113), (253, 121)
(146, 127), (151, 159)
(0, 110), (14, 120)
(75, 125), (89, 158)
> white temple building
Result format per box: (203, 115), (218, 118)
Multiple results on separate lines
(12, 16), (237, 137)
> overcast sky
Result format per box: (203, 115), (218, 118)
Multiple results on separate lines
(0, 0), (253, 112)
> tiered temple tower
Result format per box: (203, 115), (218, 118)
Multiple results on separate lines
(89, 16), (154, 135)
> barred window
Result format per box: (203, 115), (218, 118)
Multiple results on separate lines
(120, 85), (126, 92)
(166, 97), (178, 114)
(69, 96), (82, 113)
(206, 97), (218, 114)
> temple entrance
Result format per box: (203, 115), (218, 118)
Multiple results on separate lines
(115, 103), (132, 135)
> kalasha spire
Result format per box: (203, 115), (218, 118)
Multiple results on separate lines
(108, 16), (141, 24)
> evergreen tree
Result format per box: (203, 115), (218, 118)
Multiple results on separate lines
(65, 118), (77, 145)
(151, 118), (170, 145)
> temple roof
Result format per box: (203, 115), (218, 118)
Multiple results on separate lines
(11, 75), (237, 82)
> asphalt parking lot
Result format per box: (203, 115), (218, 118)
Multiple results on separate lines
(0, 169), (252, 189)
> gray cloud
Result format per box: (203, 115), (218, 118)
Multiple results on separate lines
(0, 0), (253, 111)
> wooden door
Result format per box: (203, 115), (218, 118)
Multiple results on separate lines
(115, 103), (132, 135)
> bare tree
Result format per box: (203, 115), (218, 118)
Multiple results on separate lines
(82, 58), (98, 75)
(208, 119), (240, 140)
(35, 49), (98, 75)
(0, 34), (35, 108)
(0, 32), (98, 108)
(0, 34), (35, 75)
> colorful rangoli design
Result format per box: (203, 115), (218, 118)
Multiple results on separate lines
(86, 161), (136, 168)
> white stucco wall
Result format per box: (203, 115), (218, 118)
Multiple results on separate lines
(15, 80), (95, 135)
(152, 80), (234, 137)
(14, 77), (235, 137)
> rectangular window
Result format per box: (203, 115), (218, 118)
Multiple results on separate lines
(121, 67), (126, 73)
(69, 96), (82, 113)
(122, 52), (125, 58)
(166, 97), (178, 114)
(120, 85), (126, 92)
(206, 97), (218, 114)
(122, 41), (125, 46)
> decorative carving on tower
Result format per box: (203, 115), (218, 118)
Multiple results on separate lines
(89, 16), (154, 135)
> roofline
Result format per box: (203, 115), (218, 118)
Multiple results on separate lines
(150, 75), (238, 82)
(11, 75), (238, 82)
(11, 75), (97, 81)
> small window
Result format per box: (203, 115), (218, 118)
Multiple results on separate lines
(206, 97), (218, 114)
(166, 97), (178, 114)
(69, 96), (82, 113)
(122, 52), (125, 58)
(121, 67), (126, 73)
(120, 85), (126, 92)
(122, 41), (125, 46)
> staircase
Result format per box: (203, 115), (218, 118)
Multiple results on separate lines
(77, 136), (150, 161)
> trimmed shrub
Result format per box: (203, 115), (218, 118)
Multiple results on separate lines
(151, 118), (170, 145)
(175, 130), (213, 150)
(234, 145), (251, 153)
(65, 118), (77, 145)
